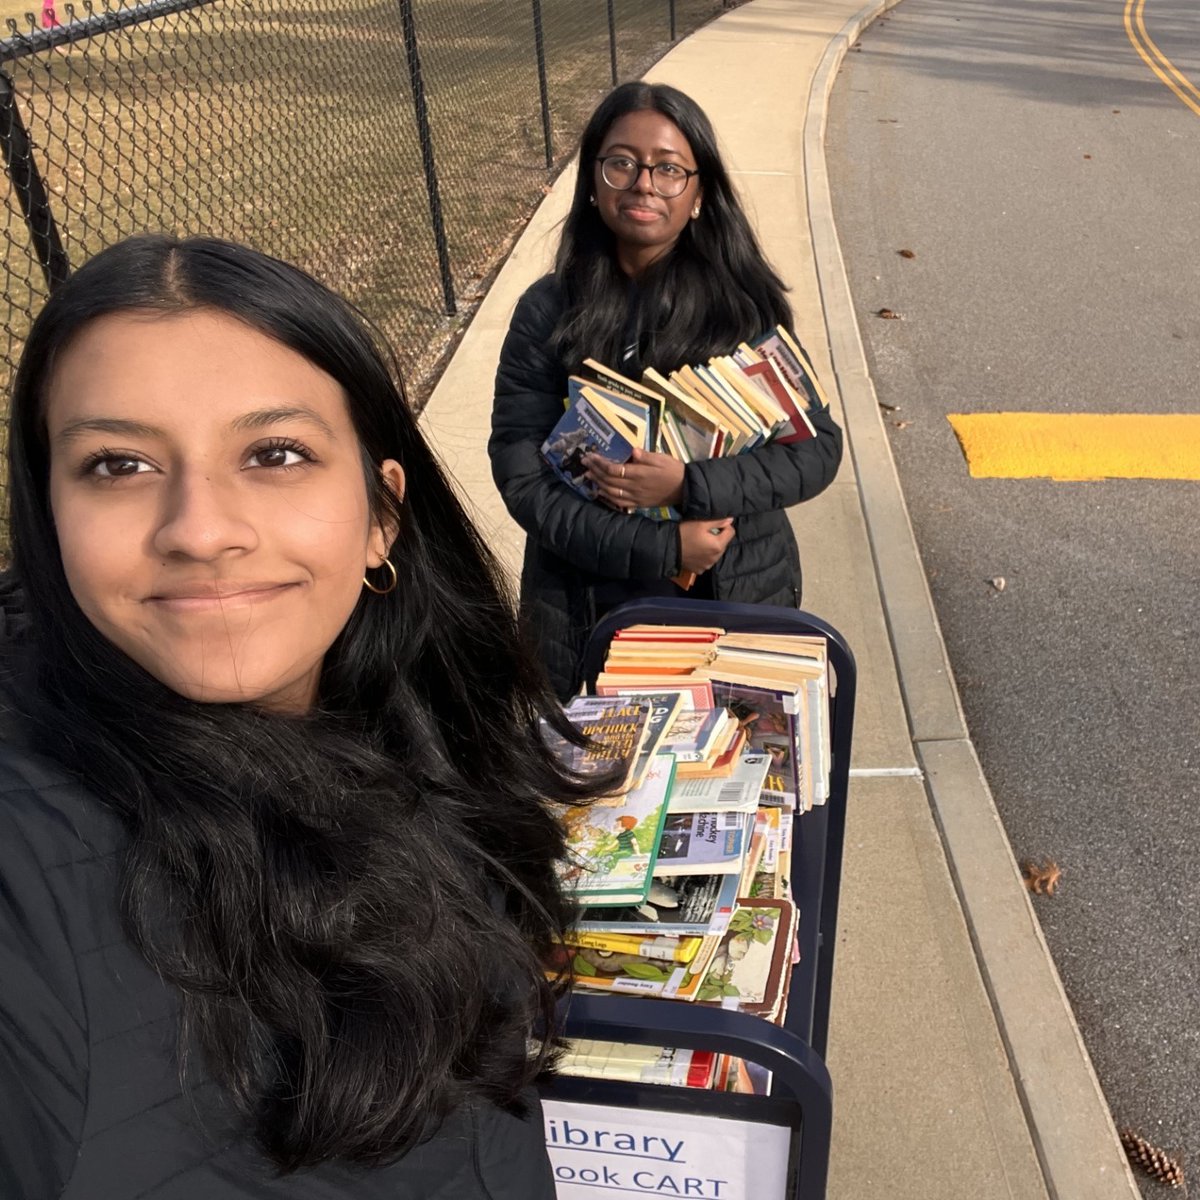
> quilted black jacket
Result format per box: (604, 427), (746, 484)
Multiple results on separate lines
(490, 274), (844, 698)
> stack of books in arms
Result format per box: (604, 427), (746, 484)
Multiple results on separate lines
(539, 325), (828, 518)
(546, 624), (833, 1096)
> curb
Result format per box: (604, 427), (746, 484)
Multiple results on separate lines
(802, 5), (1142, 1198)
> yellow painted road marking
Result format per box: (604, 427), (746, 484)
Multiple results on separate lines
(947, 413), (1200, 480)
(1124, 0), (1200, 117)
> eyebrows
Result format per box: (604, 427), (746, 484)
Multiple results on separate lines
(601, 141), (692, 160)
(54, 405), (338, 448)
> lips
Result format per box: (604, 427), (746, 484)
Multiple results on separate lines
(145, 582), (301, 611)
(619, 204), (665, 223)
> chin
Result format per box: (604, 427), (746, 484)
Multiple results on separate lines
(144, 659), (320, 713)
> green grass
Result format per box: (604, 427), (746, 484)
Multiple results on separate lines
(1, 0), (736, 418)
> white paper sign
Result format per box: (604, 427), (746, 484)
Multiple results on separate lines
(544, 1098), (791, 1199)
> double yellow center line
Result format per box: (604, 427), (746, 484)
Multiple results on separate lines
(1124, 0), (1200, 117)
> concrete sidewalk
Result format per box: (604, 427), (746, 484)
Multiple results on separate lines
(418, 2), (1140, 1196)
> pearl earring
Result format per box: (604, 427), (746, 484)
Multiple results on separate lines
(589, 194), (597, 205)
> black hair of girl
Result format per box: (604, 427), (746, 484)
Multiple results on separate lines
(5, 234), (600, 1172)
(554, 80), (794, 372)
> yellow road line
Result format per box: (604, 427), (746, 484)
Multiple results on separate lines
(1124, 0), (1200, 117)
(947, 413), (1200, 480)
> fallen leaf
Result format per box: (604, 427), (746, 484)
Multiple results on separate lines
(1083, 154), (1092, 159)
(1022, 859), (1063, 896)
(1112, 109), (1121, 114)
(892, 420), (911, 429)
(897, 248), (916, 258)
(988, 576), (1006, 592)
(878, 400), (901, 412)
(876, 307), (901, 319)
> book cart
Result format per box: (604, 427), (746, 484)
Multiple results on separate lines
(542, 597), (856, 1200)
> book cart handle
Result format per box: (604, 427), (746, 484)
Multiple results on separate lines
(557, 992), (833, 1199)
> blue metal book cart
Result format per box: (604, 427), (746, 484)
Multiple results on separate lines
(542, 598), (856, 1200)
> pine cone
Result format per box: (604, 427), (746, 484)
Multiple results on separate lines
(1120, 1129), (1186, 1189)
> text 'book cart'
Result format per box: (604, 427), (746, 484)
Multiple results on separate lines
(540, 597), (856, 1200)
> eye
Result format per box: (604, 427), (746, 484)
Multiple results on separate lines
(245, 438), (316, 470)
(656, 162), (686, 178)
(86, 454), (154, 479)
(610, 156), (637, 171)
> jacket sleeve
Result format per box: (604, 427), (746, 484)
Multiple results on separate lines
(680, 401), (843, 520)
(0, 794), (87, 1200)
(489, 280), (681, 581)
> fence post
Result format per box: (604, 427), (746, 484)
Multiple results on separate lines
(668, 0), (676, 41)
(530, 0), (552, 169)
(606, 0), (617, 86)
(397, 0), (456, 316)
(0, 69), (69, 292)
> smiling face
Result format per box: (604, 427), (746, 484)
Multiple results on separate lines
(45, 308), (404, 712)
(593, 108), (702, 277)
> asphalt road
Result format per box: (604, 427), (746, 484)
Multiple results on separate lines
(825, 0), (1200, 1191)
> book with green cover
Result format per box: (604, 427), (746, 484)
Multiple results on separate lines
(559, 752), (676, 905)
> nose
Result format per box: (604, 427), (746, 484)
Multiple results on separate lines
(630, 163), (656, 194)
(151, 469), (259, 561)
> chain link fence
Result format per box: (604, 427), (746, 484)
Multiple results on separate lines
(0, 0), (740, 414)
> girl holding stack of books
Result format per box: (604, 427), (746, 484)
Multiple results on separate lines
(491, 82), (844, 700)
(0, 235), (602, 1198)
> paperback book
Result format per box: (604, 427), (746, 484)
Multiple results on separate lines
(653, 810), (756, 877)
(541, 394), (634, 501)
(543, 696), (651, 793)
(575, 871), (741, 937)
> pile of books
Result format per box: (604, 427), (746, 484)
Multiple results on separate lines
(539, 324), (829, 515)
(546, 623), (833, 1094)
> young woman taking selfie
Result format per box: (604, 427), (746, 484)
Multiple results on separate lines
(491, 82), (844, 699)
(0, 235), (597, 1198)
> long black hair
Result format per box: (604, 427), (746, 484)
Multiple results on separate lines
(5, 234), (598, 1171)
(554, 81), (793, 373)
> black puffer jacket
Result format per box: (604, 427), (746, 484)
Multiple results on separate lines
(0, 745), (555, 1200)
(490, 275), (844, 698)
(0, 579), (554, 1200)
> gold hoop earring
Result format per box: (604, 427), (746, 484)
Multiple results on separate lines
(362, 558), (398, 596)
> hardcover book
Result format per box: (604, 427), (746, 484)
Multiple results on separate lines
(692, 898), (798, 1022)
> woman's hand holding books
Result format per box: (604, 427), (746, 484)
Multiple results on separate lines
(586, 446), (686, 511)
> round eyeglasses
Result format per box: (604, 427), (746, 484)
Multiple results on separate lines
(596, 155), (700, 198)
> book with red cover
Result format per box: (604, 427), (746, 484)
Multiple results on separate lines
(741, 359), (816, 445)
